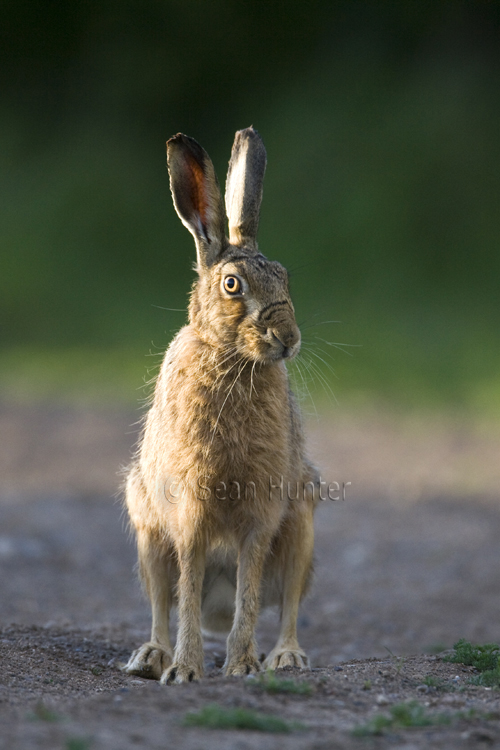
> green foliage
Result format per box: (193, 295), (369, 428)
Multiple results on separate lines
(469, 668), (500, 689)
(391, 701), (445, 728)
(445, 639), (500, 689)
(445, 639), (500, 673)
(353, 701), (486, 736)
(422, 675), (440, 688)
(182, 703), (304, 732)
(66, 740), (91, 750)
(28, 702), (61, 722)
(422, 675), (452, 691)
(251, 670), (313, 695)
(352, 701), (446, 736)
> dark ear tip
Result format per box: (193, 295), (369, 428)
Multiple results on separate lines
(167, 133), (194, 150)
(166, 133), (206, 166)
(166, 133), (184, 156)
(235, 126), (261, 141)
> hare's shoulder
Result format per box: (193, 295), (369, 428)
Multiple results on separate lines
(153, 326), (205, 384)
(159, 325), (198, 368)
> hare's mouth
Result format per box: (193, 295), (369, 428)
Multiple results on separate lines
(263, 329), (301, 361)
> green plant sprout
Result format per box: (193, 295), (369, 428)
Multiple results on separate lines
(445, 639), (500, 688)
(182, 704), (305, 733)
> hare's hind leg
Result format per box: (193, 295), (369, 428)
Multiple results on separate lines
(122, 468), (175, 680)
(264, 504), (314, 670)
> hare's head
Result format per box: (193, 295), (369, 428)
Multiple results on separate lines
(167, 128), (300, 364)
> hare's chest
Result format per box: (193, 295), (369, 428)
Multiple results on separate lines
(152, 354), (293, 479)
(204, 389), (292, 481)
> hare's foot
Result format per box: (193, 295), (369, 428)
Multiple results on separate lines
(121, 642), (173, 680)
(225, 649), (262, 677)
(264, 647), (309, 670)
(160, 660), (204, 685)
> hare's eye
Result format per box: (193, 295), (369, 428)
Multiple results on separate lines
(223, 276), (241, 295)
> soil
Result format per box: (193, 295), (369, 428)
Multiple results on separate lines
(1, 401), (499, 749)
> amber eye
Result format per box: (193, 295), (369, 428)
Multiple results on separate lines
(223, 276), (241, 294)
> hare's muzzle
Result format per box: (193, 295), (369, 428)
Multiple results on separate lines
(266, 326), (301, 360)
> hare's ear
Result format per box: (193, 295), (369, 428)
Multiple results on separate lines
(167, 134), (227, 269)
(225, 127), (267, 251)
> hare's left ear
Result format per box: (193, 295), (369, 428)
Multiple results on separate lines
(167, 134), (227, 269)
(225, 127), (267, 251)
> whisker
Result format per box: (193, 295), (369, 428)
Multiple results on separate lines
(291, 357), (318, 419)
(301, 346), (339, 380)
(310, 350), (340, 381)
(215, 354), (246, 395)
(249, 359), (258, 398)
(301, 342), (338, 365)
(296, 310), (326, 329)
(313, 336), (361, 357)
(211, 358), (247, 443)
(287, 261), (318, 275)
(300, 320), (344, 332)
(221, 356), (247, 394)
(151, 305), (186, 312)
(304, 357), (339, 405)
(204, 347), (240, 376)
(298, 357), (323, 416)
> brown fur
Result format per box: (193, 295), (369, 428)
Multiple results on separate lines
(122, 128), (319, 684)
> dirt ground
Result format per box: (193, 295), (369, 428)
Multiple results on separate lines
(1, 401), (499, 748)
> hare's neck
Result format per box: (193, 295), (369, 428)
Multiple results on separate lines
(207, 347), (286, 391)
(167, 326), (289, 403)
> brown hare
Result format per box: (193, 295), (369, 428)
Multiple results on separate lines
(122, 127), (319, 685)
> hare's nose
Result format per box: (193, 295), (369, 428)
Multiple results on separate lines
(268, 328), (301, 358)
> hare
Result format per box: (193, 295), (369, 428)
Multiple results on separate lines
(122, 127), (319, 685)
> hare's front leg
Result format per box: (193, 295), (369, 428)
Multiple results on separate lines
(264, 505), (314, 670)
(122, 528), (175, 679)
(224, 532), (271, 676)
(162, 537), (206, 684)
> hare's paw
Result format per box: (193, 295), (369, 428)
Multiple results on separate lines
(224, 655), (262, 677)
(264, 647), (309, 670)
(121, 642), (172, 680)
(160, 661), (204, 685)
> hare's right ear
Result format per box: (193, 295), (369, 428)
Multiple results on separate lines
(167, 134), (227, 269)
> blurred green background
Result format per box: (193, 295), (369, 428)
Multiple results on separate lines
(1, 0), (500, 413)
